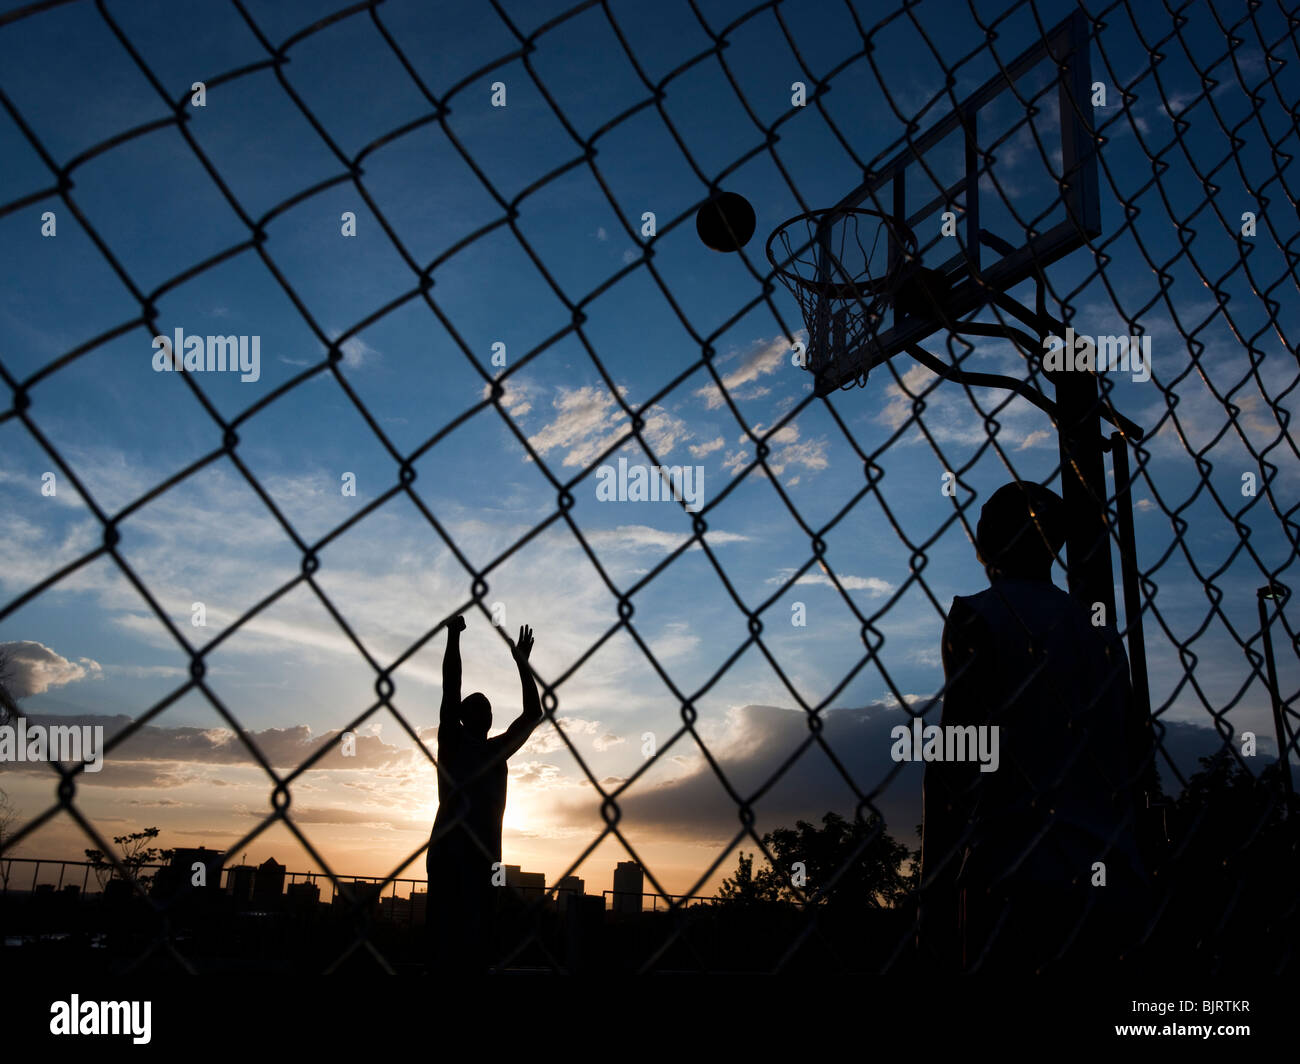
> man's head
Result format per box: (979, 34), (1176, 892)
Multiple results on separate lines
(460, 692), (492, 737)
(976, 481), (1066, 581)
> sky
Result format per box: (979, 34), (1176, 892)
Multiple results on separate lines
(0, 0), (1296, 903)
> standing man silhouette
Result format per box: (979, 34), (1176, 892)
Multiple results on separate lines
(426, 616), (541, 973)
(919, 482), (1155, 972)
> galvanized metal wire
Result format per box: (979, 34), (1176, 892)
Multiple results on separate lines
(1, 0), (1297, 974)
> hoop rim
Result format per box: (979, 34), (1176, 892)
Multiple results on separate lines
(765, 207), (920, 299)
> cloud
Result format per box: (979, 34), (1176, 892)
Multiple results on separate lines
(875, 356), (1059, 450)
(0, 641), (101, 699)
(596, 226), (608, 241)
(343, 337), (380, 369)
(689, 436), (726, 458)
(522, 717), (602, 755)
(325, 329), (381, 369)
(721, 423), (829, 481)
(0, 443), (729, 726)
(484, 376), (536, 419)
(242, 806), (427, 831)
(510, 760), (570, 789)
(767, 569), (894, 596)
(695, 336), (790, 409)
(765, 427), (828, 477)
(553, 702), (925, 843)
(639, 406), (693, 459)
(518, 717), (630, 757)
(583, 524), (748, 553)
(877, 363), (943, 433)
(550, 704), (1241, 846)
(0, 713), (427, 775)
(526, 385), (693, 469)
(101, 664), (189, 680)
(908, 646), (943, 667)
(527, 385), (626, 466)
(1157, 91), (1199, 119)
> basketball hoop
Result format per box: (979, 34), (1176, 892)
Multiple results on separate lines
(766, 207), (919, 385)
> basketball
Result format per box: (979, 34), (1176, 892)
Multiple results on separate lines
(695, 191), (757, 252)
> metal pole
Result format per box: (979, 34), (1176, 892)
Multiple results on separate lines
(1053, 10), (1111, 616)
(1055, 353), (1116, 620)
(1110, 432), (1151, 719)
(1257, 586), (1293, 797)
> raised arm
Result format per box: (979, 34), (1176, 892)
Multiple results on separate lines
(498, 625), (542, 759)
(440, 615), (466, 729)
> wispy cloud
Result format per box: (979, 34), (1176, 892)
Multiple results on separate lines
(583, 524), (747, 553)
(767, 568), (893, 596)
(721, 422), (829, 481)
(689, 436), (725, 458)
(325, 329), (382, 369)
(695, 335), (790, 409)
(484, 376), (537, 419)
(526, 385), (692, 468)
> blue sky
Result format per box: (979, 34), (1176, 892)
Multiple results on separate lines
(1, 0), (1296, 897)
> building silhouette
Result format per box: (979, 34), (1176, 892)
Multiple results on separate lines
(556, 874), (584, 912)
(379, 890), (427, 926)
(153, 846), (225, 899)
(253, 857), (285, 908)
(504, 865), (545, 900)
(612, 861), (643, 914)
(331, 879), (382, 916)
(285, 880), (320, 915)
(227, 864), (255, 905)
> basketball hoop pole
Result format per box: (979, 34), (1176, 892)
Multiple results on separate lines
(973, 285), (1122, 621)
(1055, 364), (1117, 620)
(903, 331), (1139, 678)
(1052, 15), (1115, 624)
(908, 326), (1118, 620)
(1111, 431), (1151, 724)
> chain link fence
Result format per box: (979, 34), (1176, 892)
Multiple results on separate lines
(0, 0), (1297, 974)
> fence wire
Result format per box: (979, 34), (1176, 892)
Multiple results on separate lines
(0, 0), (1298, 975)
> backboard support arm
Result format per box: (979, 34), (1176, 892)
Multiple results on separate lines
(902, 264), (1147, 621)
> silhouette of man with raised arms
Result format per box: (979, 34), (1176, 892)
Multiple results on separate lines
(919, 482), (1156, 973)
(426, 615), (541, 973)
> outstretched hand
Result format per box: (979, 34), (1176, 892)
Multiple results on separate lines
(509, 624), (534, 664)
(448, 615), (467, 634)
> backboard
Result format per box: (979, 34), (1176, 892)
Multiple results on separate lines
(795, 10), (1101, 394)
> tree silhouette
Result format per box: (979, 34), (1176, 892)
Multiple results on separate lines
(1141, 746), (1299, 972)
(84, 827), (173, 891)
(0, 787), (16, 891)
(716, 849), (781, 907)
(1, 648), (23, 892)
(716, 811), (911, 909)
(0, 646), (20, 726)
